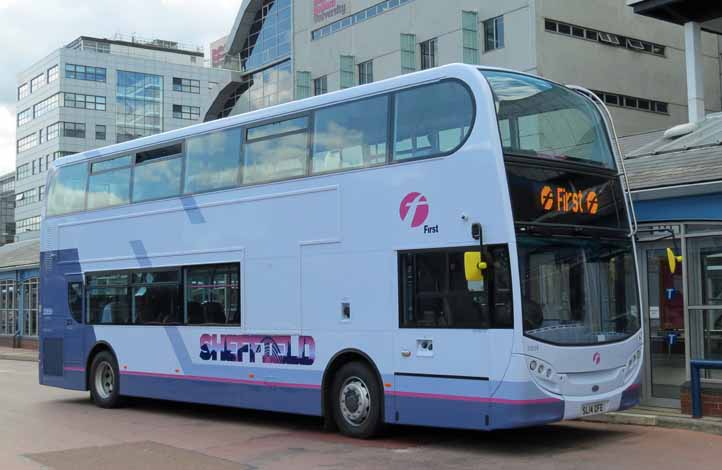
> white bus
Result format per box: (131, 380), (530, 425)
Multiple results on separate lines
(39, 64), (642, 438)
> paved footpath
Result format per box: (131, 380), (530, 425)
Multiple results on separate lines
(1, 359), (721, 470)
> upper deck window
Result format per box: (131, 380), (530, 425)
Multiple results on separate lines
(46, 163), (88, 216)
(393, 80), (474, 161)
(45, 78), (475, 217)
(480, 70), (615, 170)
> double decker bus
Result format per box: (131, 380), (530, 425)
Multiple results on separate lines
(39, 64), (642, 438)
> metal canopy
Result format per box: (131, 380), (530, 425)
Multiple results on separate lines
(629, 0), (722, 34)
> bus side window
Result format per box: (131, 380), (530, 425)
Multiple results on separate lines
(67, 282), (83, 323)
(399, 246), (513, 329)
(393, 81), (474, 161)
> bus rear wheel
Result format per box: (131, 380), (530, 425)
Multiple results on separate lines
(331, 362), (382, 438)
(89, 351), (122, 408)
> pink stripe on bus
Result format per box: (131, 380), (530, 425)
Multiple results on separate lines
(63, 366), (85, 372)
(120, 370), (320, 390)
(387, 390), (561, 405)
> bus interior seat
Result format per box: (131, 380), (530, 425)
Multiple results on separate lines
(187, 301), (203, 324)
(204, 302), (226, 324)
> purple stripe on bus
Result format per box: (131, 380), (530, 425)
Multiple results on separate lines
(120, 369), (321, 390)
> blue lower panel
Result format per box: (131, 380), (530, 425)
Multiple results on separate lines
(120, 374), (322, 416)
(619, 384), (641, 411)
(393, 395), (487, 429)
(488, 401), (565, 430)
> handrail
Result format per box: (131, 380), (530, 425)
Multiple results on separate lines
(690, 359), (722, 418)
(566, 85), (638, 237)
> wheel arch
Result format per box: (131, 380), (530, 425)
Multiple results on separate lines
(84, 341), (117, 390)
(321, 348), (385, 426)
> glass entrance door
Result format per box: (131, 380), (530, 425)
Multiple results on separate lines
(645, 246), (686, 402)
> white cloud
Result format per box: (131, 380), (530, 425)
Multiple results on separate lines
(0, 0), (240, 175)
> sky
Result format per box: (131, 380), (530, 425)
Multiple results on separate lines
(0, 0), (240, 175)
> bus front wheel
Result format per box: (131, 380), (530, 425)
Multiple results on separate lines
(331, 362), (382, 438)
(89, 351), (122, 408)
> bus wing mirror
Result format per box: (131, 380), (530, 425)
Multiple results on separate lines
(666, 248), (683, 274)
(464, 251), (488, 281)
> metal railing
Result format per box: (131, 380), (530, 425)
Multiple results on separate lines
(690, 359), (722, 418)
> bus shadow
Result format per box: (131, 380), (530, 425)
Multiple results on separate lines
(53, 396), (632, 456)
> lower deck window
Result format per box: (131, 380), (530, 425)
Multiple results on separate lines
(85, 263), (239, 326)
(399, 245), (512, 329)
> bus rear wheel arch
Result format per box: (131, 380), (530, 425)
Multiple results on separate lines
(88, 348), (123, 408)
(322, 351), (384, 438)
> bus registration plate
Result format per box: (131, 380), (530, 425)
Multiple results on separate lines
(581, 401), (607, 416)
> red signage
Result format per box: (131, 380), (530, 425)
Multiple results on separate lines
(314, 0), (346, 22)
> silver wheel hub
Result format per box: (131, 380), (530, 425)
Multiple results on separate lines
(94, 361), (115, 400)
(339, 376), (371, 426)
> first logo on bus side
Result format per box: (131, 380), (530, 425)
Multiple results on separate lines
(400, 192), (438, 234)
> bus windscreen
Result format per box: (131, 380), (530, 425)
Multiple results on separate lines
(480, 70), (616, 170)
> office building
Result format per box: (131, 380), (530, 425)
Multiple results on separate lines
(14, 35), (233, 240)
(207, 0), (722, 137)
(0, 173), (15, 246)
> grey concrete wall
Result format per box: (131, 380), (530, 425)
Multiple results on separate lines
(535, 0), (722, 135)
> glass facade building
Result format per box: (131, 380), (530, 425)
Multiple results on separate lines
(116, 71), (163, 143)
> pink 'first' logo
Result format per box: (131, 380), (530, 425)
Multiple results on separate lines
(400, 192), (429, 228)
(592, 352), (601, 365)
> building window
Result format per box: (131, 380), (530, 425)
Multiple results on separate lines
(313, 76), (328, 95)
(591, 89), (669, 114)
(340, 55), (355, 89)
(30, 73), (45, 93)
(462, 11), (480, 65)
(484, 15), (504, 52)
(16, 216), (40, 233)
(65, 64), (107, 82)
(235, 0), (292, 72)
(172, 105), (200, 120)
(17, 108), (32, 127)
(18, 83), (29, 100)
(38, 185), (45, 201)
(62, 122), (86, 138)
(33, 93), (60, 118)
(96, 125), (106, 140)
(116, 71), (162, 143)
(295, 71), (312, 99)
(545, 19), (666, 56)
(401, 33), (417, 74)
(16, 134), (38, 153)
(22, 278), (39, 337)
(420, 38), (438, 70)
(311, 0), (416, 41)
(358, 60), (374, 85)
(53, 151), (74, 160)
(16, 164), (30, 180)
(0, 280), (17, 336)
(47, 122), (60, 141)
(47, 65), (59, 83)
(15, 189), (38, 208)
(172, 77), (200, 94)
(62, 93), (106, 111)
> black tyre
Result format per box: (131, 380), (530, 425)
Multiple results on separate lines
(331, 362), (383, 438)
(89, 351), (122, 408)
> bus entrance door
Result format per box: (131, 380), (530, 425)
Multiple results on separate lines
(393, 330), (491, 428)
